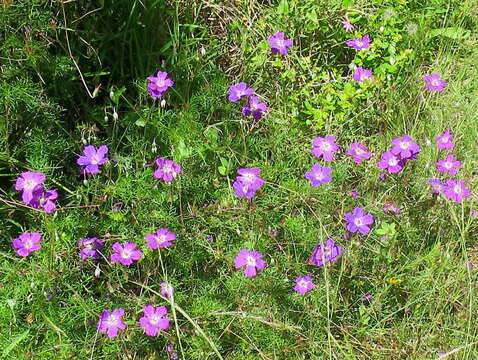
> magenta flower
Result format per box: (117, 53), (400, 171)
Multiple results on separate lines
(227, 82), (254, 103)
(29, 186), (58, 213)
(242, 96), (268, 120)
(293, 276), (314, 295)
(12, 232), (41, 257)
(349, 190), (359, 198)
(267, 32), (293, 56)
(145, 228), (176, 249)
(232, 168), (264, 199)
(309, 238), (343, 267)
(147, 71), (174, 98)
(77, 145), (109, 174)
(435, 130), (454, 150)
(78, 237), (104, 261)
(391, 136), (420, 159)
(154, 158), (182, 182)
(110, 242), (142, 266)
(428, 178), (442, 194)
(97, 308), (126, 338)
(442, 179), (470, 203)
(139, 305), (170, 336)
(346, 35), (371, 51)
(378, 151), (403, 174)
(346, 142), (372, 163)
(423, 73), (447, 92)
(234, 249), (267, 278)
(352, 67), (374, 83)
(160, 282), (174, 298)
(312, 136), (339, 162)
(304, 164), (332, 187)
(437, 154), (461, 175)
(342, 19), (354, 32)
(15, 171), (46, 203)
(344, 207), (374, 235)
(361, 294), (374, 302)
(383, 203), (401, 214)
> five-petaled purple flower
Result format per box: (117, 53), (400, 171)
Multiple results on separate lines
(242, 96), (268, 120)
(346, 35), (371, 51)
(342, 19), (354, 32)
(309, 238), (343, 267)
(30, 186), (58, 213)
(293, 276), (314, 295)
(12, 232), (42, 257)
(234, 249), (267, 278)
(435, 130), (454, 150)
(267, 32), (293, 56)
(378, 151), (403, 174)
(77, 145), (109, 174)
(437, 154), (461, 175)
(442, 179), (470, 203)
(423, 73), (447, 92)
(110, 242), (142, 266)
(145, 228), (176, 249)
(227, 82), (254, 103)
(344, 207), (374, 235)
(154, 158), (182, 182)
(312, 136), (339, 162)
(391, 136), (420, 159)
(346, 142), (372, 163)
(352, 67), (374, 83)
(78, 237), (104, 261)
(147, 71), (174, 99)
(15, 171), (46, 203)
(139, 305), (170, 336)
(160, 282), (174, 298)
(305, 164), (332, 187)
(232, 168), (264, 199)
(97, 308), (126, 338)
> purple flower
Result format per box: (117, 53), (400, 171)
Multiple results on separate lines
(342, 19), (354, 32)
(304, 164), (332, 187)
(428, 178), (442, 194)
(378, 151), (403, 174)
(139, 305), (170, 336)
(311, 136), (339, 162)
(242, 96), (268, 120)
(227, 82), (254, 103)
(379, 172), (387, 182)
(233, 168), (264, 199)
(147, 71), (174, 98)
(267, 32), (293, 56)
(423, 73), (447, 92)
(15, 171), (46, 203)
(435, 130), (454, 150)
(391, 136), (420, 159)
(77, 145), (109, 174)
(160, 282), (174, 298)
(78, 237), (104, 261)
(145, 228), (176, 249)
(97, 308), (126, 338)
(360, 294), (374, 302)
(234, 249), (267, 278)
(472, 209), (478, 217)
(437, 154), (461, 175)
(442, 179), (471, 203)
(170, 354), (179, 360)
(293, 276), (314, 295)
(309, 238), (343, 267)
(12, 232), (41, 257)
(344, 207), (374, 235)
(352, 67), (374, 83)
(29, 186), (58, 213)
(346, 142), (372, 163)
(154, 158), (182, 182)
(349, 190), (359, 198)
(346, 35), (371, 51)
(110, 242), (142, 266)
(383, 203), (400, 214)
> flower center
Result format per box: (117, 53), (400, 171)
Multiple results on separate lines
(246, 256), (256, 267)
(243, 173), (255, 182)
(90, 155), (100, 165)
(440, 136), (449, 143)
(431, 79), (439, 86)
(107, 315), (118, 327)
(399, 141), (409, 150)
(121, 249), (132, 259)
(299, 280), (308, 288)
(354, 218), (363, 227)
(324, 247), (332, 256)
(150, 314), (160, 325)
(321, 142), (331, 151)
(157, 235), (167, 244)
(453, 185), (462, 194)
(356, 40), (363, 47)
(444, 162), (452, 169)
(315, 172), (324, 181)
(355, 148), (364, 155)
(24, 180), (36, 189)
(276, 39), (284, 47)
(156, 80), (165, 87)
(389, 157), (398, 166)
(24, 240), (33, 249)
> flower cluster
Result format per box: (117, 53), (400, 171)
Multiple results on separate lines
(147, 71), (174, 99)
(78, 237), (104, 261)
(77, 145), (109, 175)
(378, 135), (420, 174)
(15, 171), (58, 213)
(228, 82), (268, 120)
(232, 168), (265, 199)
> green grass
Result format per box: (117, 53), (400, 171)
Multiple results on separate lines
(0, 0), (477, 359)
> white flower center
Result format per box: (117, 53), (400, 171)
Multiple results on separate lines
(24, 180), (36, 189)
(107, 315), (118, 327)
(156, 80), (165, 87)
(354, 218), (363, 227)
(315, 172), (324, 181)
(321, 142), (331, 151)
(355, 148), (364, 155)
(453, 185), (462, 194)
(299, 280), (308, 288)
(246, 256), (256, 266)
(90, 155), (100, 165)
(356, 40), (363, 47)
(277, 39), (284, 47)
(431, 79), (439, 86)
(121, 249), (132, 259)
(444, 162), (452, 169)
(157, 235), (167, 244)
(440, 136), (449, 143)
(150, 315), (160, 325)
(399, 141), (409, 150)
(243, 173), (255, 182)
(24, 240), (33, 249)
(389, 158), (398, 166)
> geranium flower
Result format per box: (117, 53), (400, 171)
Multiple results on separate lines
(29, 186), (58, 213)
(97, 308), (126, 338)
(293, 276), (314, 295)
(12, 232), (42, 257)
(352, 67), (374, 83)
(242, 96), (268, 120)
(442, 179), (470, 203)
(346, 35), (371, 50)
(110, 242), (142, 266)
(311, 136), (339, 162)
(437, 154), (461, 175)
(15, 171), (46, 203)
(304, 164), (332, 187)
(227, 82), (254, 103)
(344, 207), (374, 234)
(154, 158), (182, 182)
(346, 142), (372, 163)
(147, 71), (174, 98)
(267, 32), (293, 56)
(423, 73), (447, 92)
(378, 151), (403, 174)
(234, 249), (267, 277)
(391, 136), (420, 159)
(139, 305), (170, 336)
(145, 228), (176, 249)
(77, 145), (109, 174)
(309, 238), (343, 267)
(78, 237), (104, 261)
(435, 130), (454, 150)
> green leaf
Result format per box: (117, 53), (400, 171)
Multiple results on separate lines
(3, 330), (29, 356)
(429, 27), (470, 40)
(218, 166), (227, 176)
(277, 0), (289, 15)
